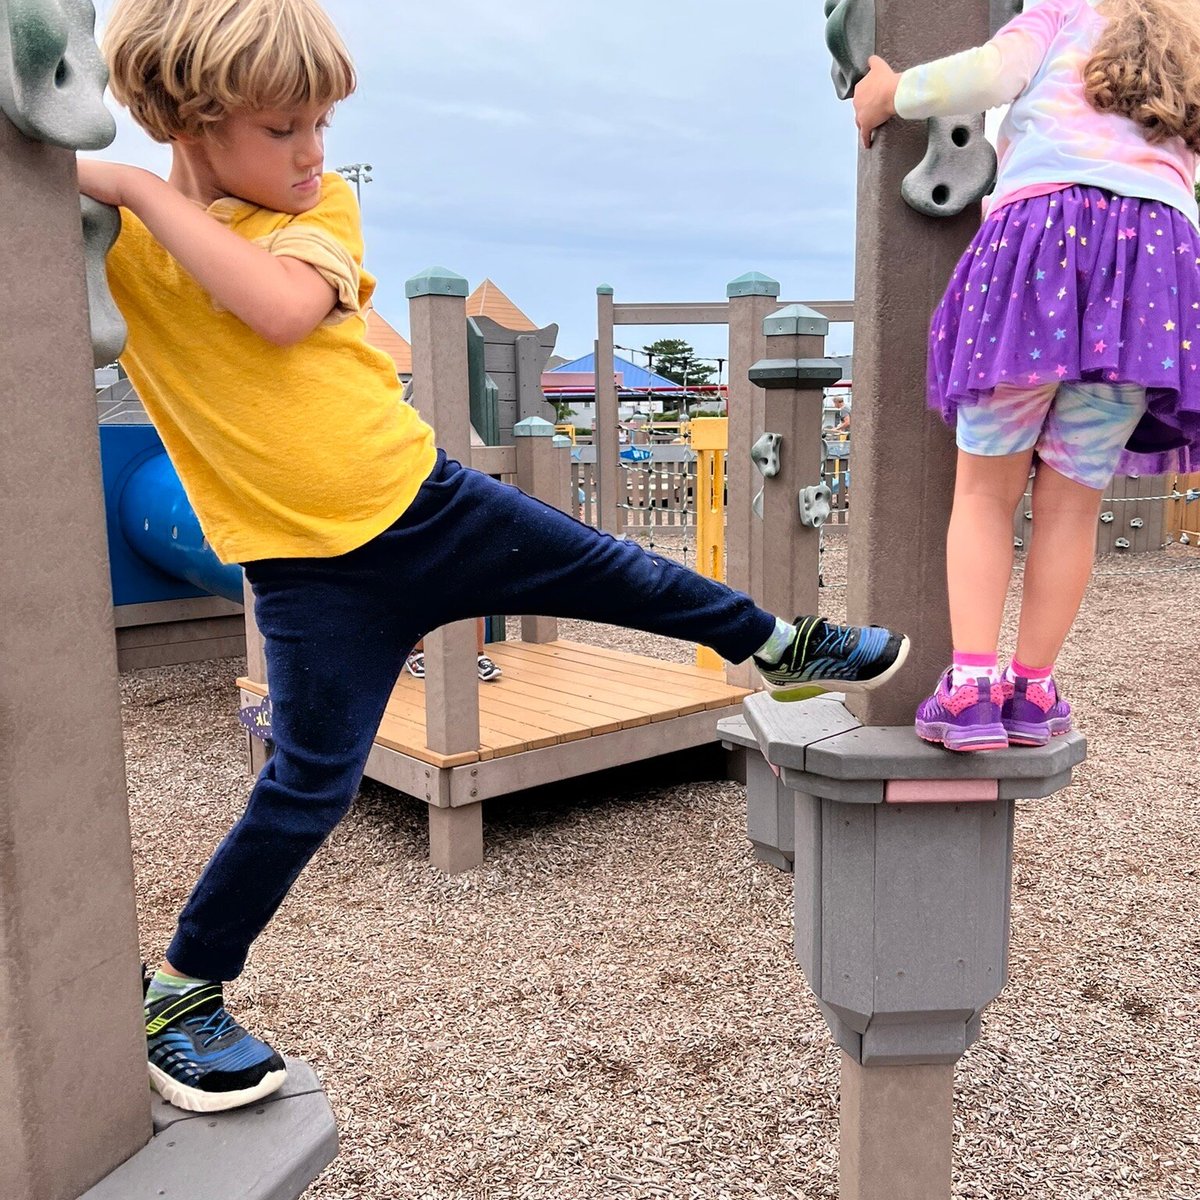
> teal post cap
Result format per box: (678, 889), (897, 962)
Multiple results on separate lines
(514, 417), (556, 437)
(596, 285), (615, 296)
(763, 304), (830, 338)
(727, 272), (781, 298)
(551, 435), (573, 448)
(405, 268), (469, 299)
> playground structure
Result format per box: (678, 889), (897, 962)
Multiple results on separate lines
(236, 269), (754, 875)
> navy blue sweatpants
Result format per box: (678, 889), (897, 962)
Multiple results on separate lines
(168, 453), (776, 979)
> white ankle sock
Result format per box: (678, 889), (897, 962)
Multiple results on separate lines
(754, 617), (795, 663)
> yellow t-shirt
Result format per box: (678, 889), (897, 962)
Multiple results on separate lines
(106, 172), (437, 564)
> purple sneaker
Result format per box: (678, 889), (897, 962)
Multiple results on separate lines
(915, 670), (1008, 752)
(1001, 675), (1072, 746)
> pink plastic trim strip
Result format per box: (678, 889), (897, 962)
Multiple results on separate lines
(885, 778), (999, 804)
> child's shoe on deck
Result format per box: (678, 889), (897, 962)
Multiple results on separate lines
(755, 616), (909, 700)
(915, 670), (1008, 752)
(1002, 675), (1072, 746)
(145, 981), (287, 1112)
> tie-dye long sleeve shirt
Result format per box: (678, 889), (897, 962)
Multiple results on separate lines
(893, 0), (1200, 228)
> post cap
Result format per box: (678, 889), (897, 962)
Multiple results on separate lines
(763, 304), (830, 338)
(596, 285), (615, 296)
(514, 417), (557, 438)
(727, 272), (781, 298)
(405, 268), (469, 299)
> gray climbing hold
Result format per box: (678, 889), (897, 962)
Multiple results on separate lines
(0, 0), (115, 149)
(751, 432), (782, 479)
(798, 483), (833, 529)
(1114, 537), (1130, 549)
(1099, 511), (1114, 523)
(902, 116), (997, 218)
(81, 196), (125, 367)
(824, 0), (875, 101)
(1013, 536), (1024, 549)
(1129, 517), (1144, 529)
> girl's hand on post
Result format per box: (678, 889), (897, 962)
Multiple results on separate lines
(853, 55), (900, 149)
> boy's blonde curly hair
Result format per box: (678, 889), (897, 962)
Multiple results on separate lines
(1084, 0), (1200, 153)
(103, 0), (356, 143)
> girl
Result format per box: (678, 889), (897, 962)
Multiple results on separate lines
(853, 0), (1200, 751)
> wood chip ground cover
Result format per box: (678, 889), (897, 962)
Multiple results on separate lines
(120, 540), (1199, 1199)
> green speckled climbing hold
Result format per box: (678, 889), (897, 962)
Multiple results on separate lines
(0, 0), (114, 149)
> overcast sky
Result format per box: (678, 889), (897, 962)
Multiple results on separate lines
(88, 1), (878, 365)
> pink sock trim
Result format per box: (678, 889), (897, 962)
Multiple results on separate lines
(953, 652), (998, 669)
(1010, 656), (1053, 680)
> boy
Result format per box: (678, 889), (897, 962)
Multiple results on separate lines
(84, 0), (909, 1113)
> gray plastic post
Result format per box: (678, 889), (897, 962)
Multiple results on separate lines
(594, 287), (621, 535)
(844, 0), (990, 726)
(0, 30), (151, 1200)
(725, 273), (780, 688)
(515, 418), (565, 644)
(407, 269), (480, 756)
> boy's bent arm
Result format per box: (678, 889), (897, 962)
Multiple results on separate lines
(80, 162), (337, 347)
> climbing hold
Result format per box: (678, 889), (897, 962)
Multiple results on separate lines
(1114, 538), (1131, 549)
(1013, 536), (1024, 549)
(798, 483), (833, 529)
(1129, 517), (1144, 529)
(0, 0), (115, 150)
(751, 432), (782, 479)
(752, 487), (764, 521)
(1099, 511), (1114, 523)
(823, 0), (875, 100)
(81, 196), (126, 367)
(1024, 510), (1033, 520)
(902, 116), (997, 218)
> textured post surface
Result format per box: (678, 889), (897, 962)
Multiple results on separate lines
(408, 271), (480, 756)
(840, 1058), (954, 1200)
(515, 418), (563, 644)
(594, 287), (621, 534)
(0, 115), (151, 1199)
(725, 274), (780, 687)
(845, 0), (991, 725)
(753, 309), (834, 626)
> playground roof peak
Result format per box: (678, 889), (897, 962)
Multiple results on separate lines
(467, 278), (538, 332)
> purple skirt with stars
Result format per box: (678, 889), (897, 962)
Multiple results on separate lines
(928, 185), (1200, 476)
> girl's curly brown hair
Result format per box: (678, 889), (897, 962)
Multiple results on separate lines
(1084, 0), (1200, 153)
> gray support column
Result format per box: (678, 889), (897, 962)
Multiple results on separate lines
(407, 269), (480, 756)
(751, 306), (838, 626)
(594, 286), (621, 535)
(725, 273), (781, 687)
(845, 0), (990, 726)
(515, 417), (562, 644)
(839, 1059), (954, 1200)
(0, 116), (151, 1200)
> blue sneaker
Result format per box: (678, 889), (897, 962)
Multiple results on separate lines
(144, 980), (287, 1112)
(755, 615), (910, 701)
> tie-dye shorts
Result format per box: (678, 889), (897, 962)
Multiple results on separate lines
(955, 379), (1147, 489)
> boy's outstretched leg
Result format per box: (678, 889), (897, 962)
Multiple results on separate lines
(394, 455), (910, 699)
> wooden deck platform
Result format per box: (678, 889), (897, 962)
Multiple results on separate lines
(239, 639), (750, 872)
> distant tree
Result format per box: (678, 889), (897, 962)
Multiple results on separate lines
(552, 400), (576, 423)
(642, 338), (715, 389)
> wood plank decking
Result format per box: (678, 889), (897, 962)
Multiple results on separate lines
(239, 639), (749, 769)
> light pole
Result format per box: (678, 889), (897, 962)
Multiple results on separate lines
(335, 162), (373, 207)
